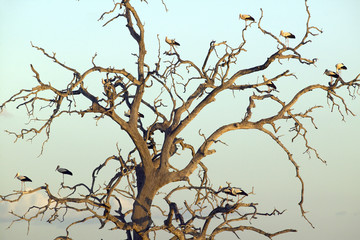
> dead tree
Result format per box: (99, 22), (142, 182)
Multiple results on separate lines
(1, 0), (359, 239)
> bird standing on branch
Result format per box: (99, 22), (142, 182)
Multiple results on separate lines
(239, 14), (255, 26)
(324, 69), (339, 85)
(262, 75), (277, 91)
(218, 185), (248, 201)
(280, 30), (296, 47)
(56, 165), (73, 183)
(165, 36), (180, 47)
(14, 173), (32, 191)
(335, 63), (347, 75)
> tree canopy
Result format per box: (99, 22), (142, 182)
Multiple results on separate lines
(1, 0), (359, 239)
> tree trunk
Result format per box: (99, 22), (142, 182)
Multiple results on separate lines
(132, 169), (159, 240)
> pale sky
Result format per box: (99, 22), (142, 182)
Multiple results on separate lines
(1, 0), (360, 240)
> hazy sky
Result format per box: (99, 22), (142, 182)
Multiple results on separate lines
(1, 0), (360, 239)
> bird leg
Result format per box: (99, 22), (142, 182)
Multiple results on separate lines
(167, 46), (174, 54)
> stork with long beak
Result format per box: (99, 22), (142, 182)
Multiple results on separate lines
(14, 173), (32, 191)
(335, 63), (347, 75)
(280, 30), (295, 47)
(263, 75), (277, 91)
(56, 165), (73, 183)
(239, 14), (255, 26)
(324, 69), (339, 85)
(165, 37), (180, 47)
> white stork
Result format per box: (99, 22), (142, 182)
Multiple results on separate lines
(239, 14), (255, 25)
(262, 75), (277, 90)
(14, 173), (32, 191)
(56, 165), (73, 183)
(165, 36), (180, 47)
(324, 69), (339, 85)
(335, 63), (347, 75)
(218, 186), (248, 201)
(280, 30), (295, 47)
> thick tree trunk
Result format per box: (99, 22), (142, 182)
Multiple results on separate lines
(132, 168), (160, 240)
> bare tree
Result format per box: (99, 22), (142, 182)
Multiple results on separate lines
(1, 0), (359, 239)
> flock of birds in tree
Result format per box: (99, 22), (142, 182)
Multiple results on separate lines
(166, 13), (348, 89)
(237, 13), (348, 86)
(239, 13), (295, 47)
(15, 169), (249, 202)
(15, 168), (248, 197)
(15, 171), (248, 201)
(13, 13), (348, 194)
(14, 165), (73, 191)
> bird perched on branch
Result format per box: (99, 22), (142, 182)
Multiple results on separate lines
(262, 75), (277, 91)
(165, 36), (180, 47)
(218, 185), (248, 201)
(335, 63), (347, 75)
(324, 69), (339, 85)
(14, 173), (32, 191)
(239, 14), (255, 25)
(280, 30), (295, 47)
(56, 165), (73, 183)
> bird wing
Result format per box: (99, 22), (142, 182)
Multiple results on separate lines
(58, 168), (73, 175)
(21, 176), (32, 182)
(247, 15), (255, 21)
(172, 40), (180, 46)
(233, 187), (248, 196)
(222, 187), (236, 196)
(326, 70), (339, 78)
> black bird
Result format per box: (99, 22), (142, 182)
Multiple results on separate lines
(14, 172), (32, 191)
(56, 165), (73, 182)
